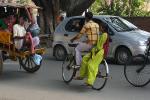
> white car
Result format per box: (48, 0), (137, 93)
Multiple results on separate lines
(52, 15), (150, 64)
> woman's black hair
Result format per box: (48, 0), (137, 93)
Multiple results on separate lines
(102, 23), (108, 33)
(85, 11), (93, 20)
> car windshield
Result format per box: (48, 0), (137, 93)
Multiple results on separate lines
(103, 17), (138, 32)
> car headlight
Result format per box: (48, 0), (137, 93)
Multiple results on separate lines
(139, 41), (147, 46)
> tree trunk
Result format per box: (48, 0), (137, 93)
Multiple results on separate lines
(32, 0), (95, 33)
(60, 0), (95, 16)
(32, 0), (54, 34)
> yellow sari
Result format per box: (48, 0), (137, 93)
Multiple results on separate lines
(79, 32), (108, 85)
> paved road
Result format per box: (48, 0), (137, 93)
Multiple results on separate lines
(0, 48), (150, 100)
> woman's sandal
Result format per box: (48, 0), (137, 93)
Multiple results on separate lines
(81, 83), (92, 88)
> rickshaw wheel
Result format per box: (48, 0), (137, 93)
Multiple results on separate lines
(19, 55), (42, 73)
(0, 51), (3, 75)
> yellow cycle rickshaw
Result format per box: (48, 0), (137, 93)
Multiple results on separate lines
(0, 3), (45, 74)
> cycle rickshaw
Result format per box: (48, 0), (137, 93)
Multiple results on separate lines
(0, 3), (45, 74)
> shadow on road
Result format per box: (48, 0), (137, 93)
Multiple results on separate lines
(45, 79), (97, 93)
(0, 70), (34, 81)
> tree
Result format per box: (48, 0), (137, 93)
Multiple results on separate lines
(60, 0), (95, 16)
(90, 0), (150, 17)
(32, 0), (95, 34)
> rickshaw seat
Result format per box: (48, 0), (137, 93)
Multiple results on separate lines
(0, 31), (12, 44)
(0, 31), (14, 53)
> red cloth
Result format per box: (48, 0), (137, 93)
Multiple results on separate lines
(4, 19), (15, 32)
(7, 23), (13, 32)
(103, 37), (109, 58)
(25, 32), (34, 54)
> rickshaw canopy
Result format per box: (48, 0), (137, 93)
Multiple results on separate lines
(0, 3), (42, 9)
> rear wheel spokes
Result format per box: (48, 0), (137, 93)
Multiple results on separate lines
(92, 60), (108, 90)
(25, 58), (28, 66)
(66, 57), (74, 70)
(24, 57), (35, 69)
(30, 57), (36, 68)
(19, 55), (41, 73)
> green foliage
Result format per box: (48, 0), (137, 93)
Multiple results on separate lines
(90, 0), (150, 16)
(16, 0), (31, 4)
(90, 0), (101, 15)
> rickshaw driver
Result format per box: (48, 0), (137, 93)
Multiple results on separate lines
(5, 14), (17, 33)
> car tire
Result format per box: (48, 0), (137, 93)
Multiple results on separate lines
(54, 45), (67, 61)
(115, 47), (132, 64)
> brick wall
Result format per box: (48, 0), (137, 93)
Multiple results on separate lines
(124, 17), (150, 32)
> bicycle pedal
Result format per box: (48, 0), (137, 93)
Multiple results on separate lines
(109, 76), (112, 79)
(103, 76), (109, 79)
(105, 76), (112, 79)
(72, 65), (80, 69)
(101, 76), (112, 79)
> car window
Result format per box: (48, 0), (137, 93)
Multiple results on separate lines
(93, 18), (114, 35)
(103, 17), (132, 32)
(120, 17), (138, 30)
(93, 18), (103, 28)
(65, 18), (85, 32)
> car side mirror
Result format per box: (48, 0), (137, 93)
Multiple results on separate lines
(108, 28), (114, 36)
(109, 31), (114, 36)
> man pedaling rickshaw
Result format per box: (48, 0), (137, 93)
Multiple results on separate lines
(70, 12), (109, 87)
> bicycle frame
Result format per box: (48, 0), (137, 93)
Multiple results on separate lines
(104, 59), (109, 75)
(68, 43), (109, 74)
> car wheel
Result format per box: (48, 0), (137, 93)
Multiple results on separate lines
(54, 45), (67, 61)
(115, 47), (132, 64)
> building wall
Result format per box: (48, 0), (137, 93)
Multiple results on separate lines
(124, 17), (150, 32)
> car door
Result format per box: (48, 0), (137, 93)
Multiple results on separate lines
(63, 18), (85, 43)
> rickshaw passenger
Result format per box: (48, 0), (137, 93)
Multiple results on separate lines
(0, 15), (14, 60)
(0, 16), (9, 32)
(13, 16), (34, 53)
(0, 14), (17, 33)
(5, 14), (17, 33)
(74, 25), (109, 87)
(25, 7), (40, 47)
